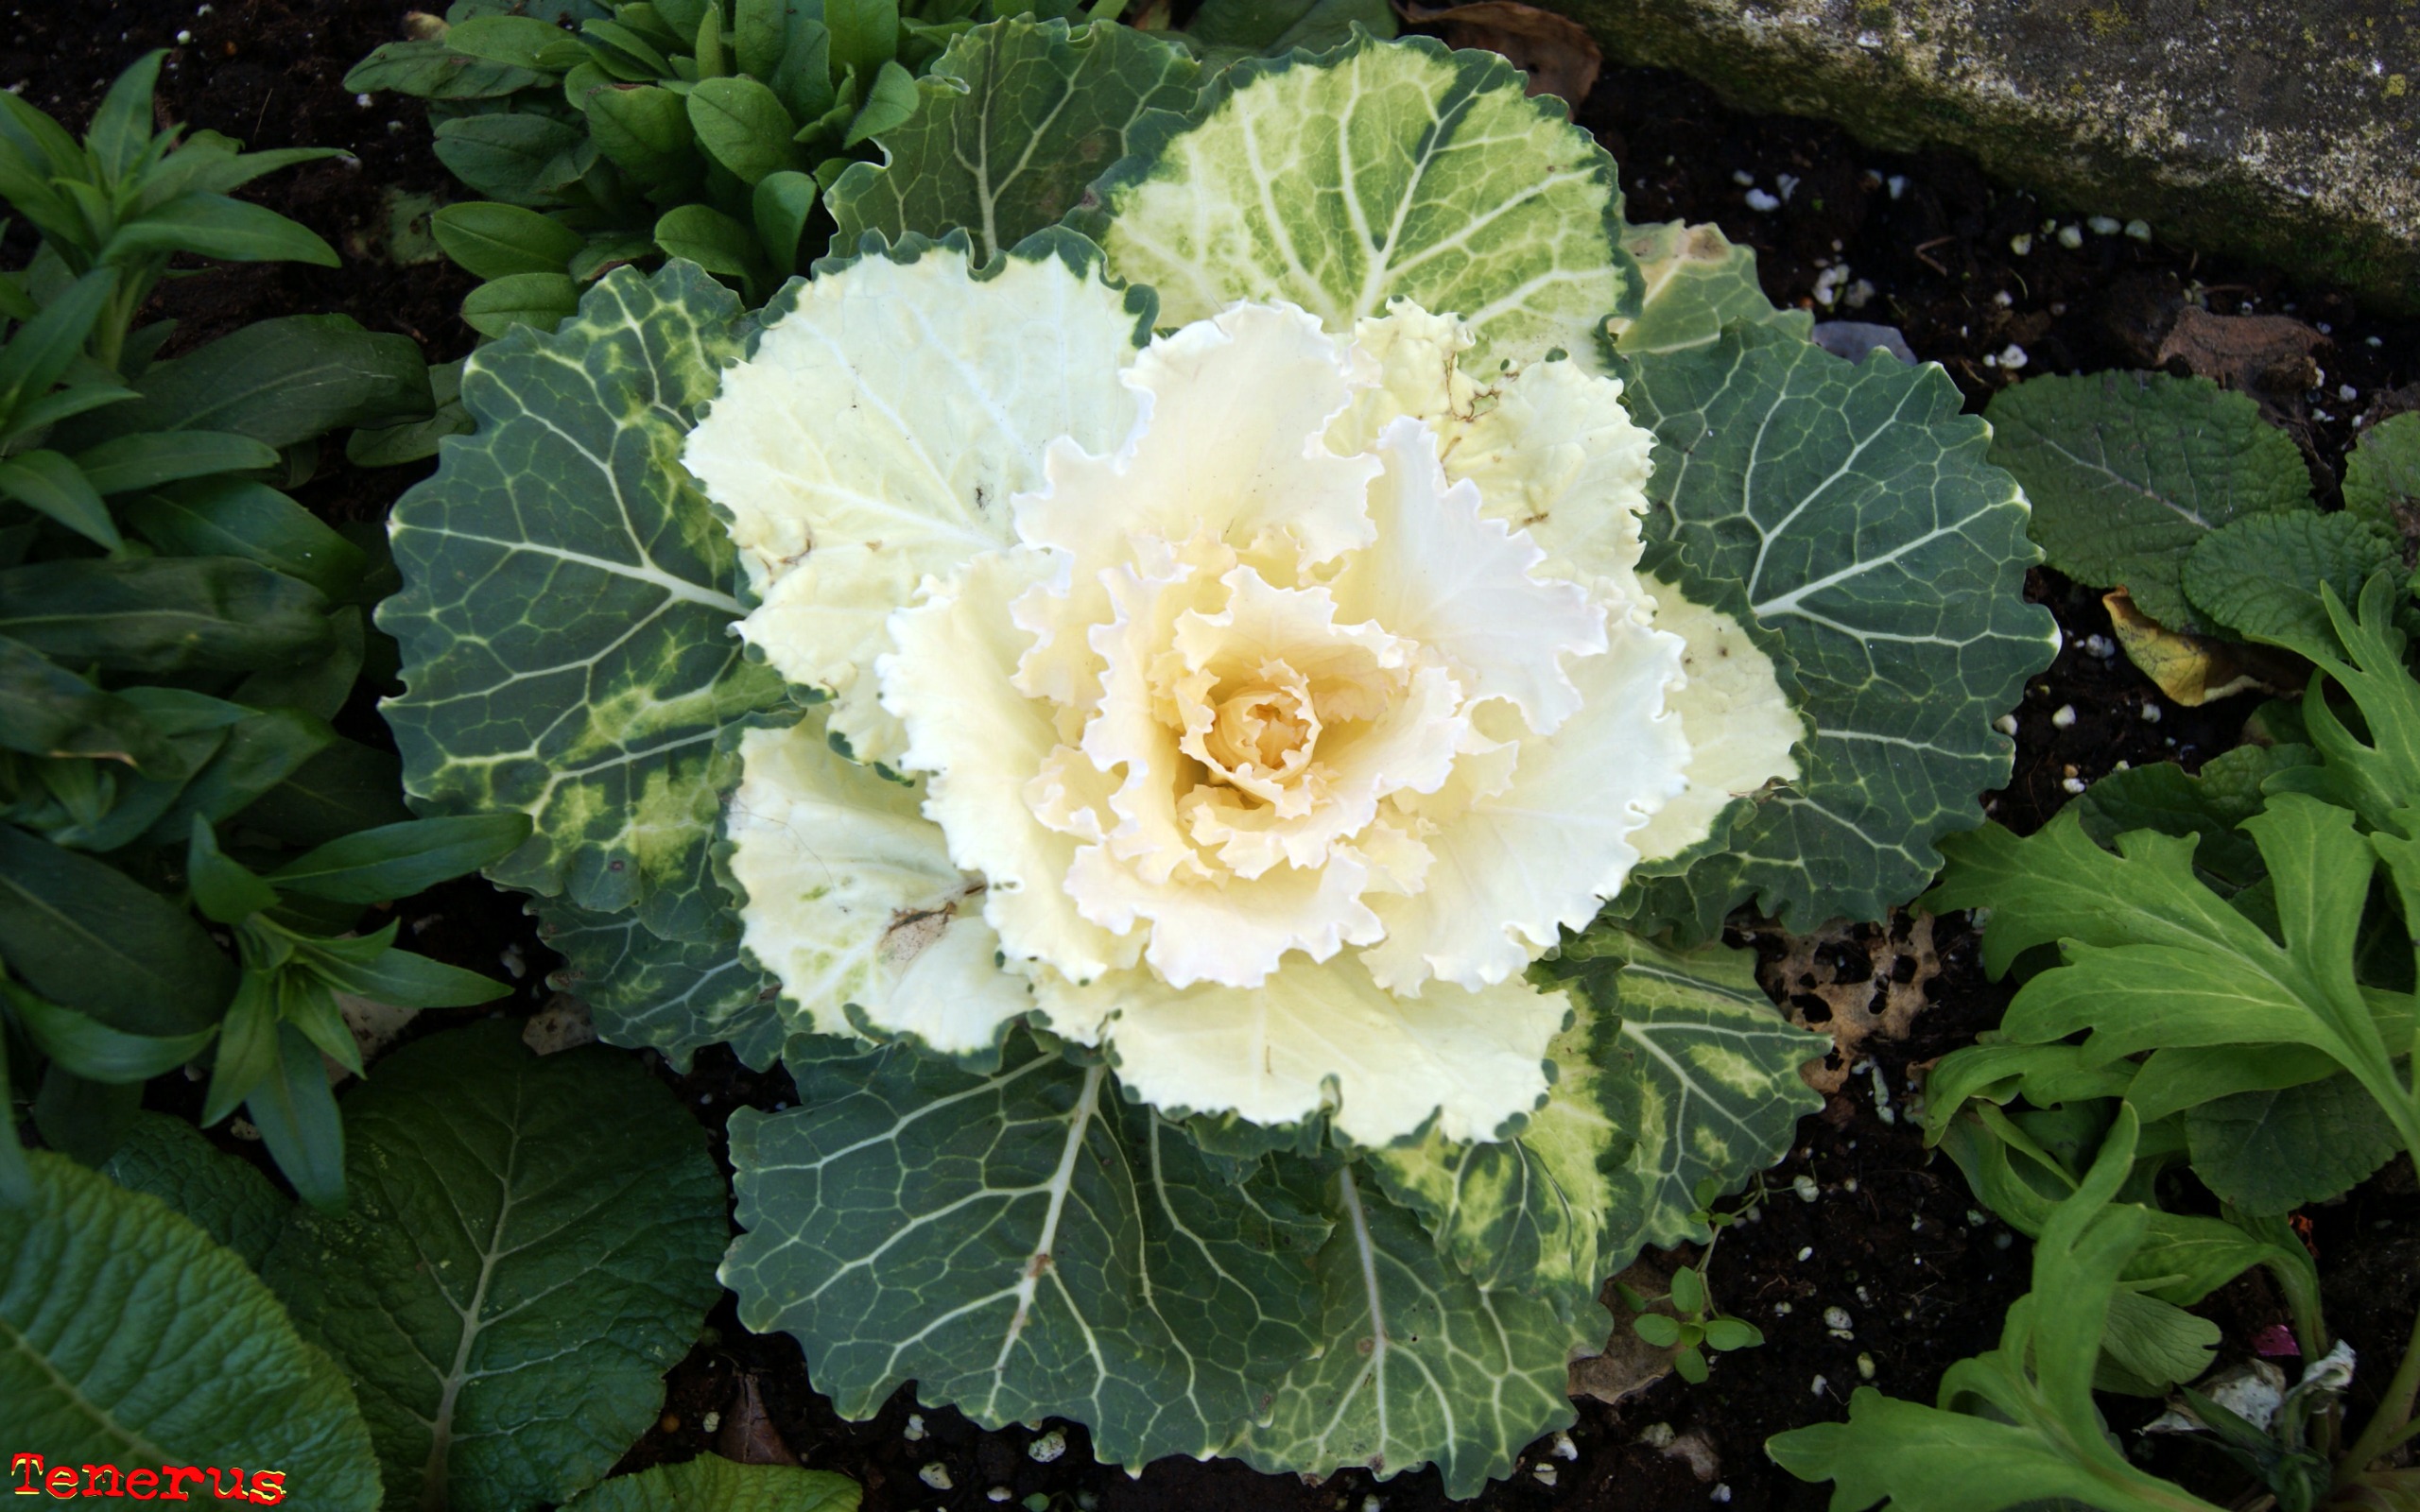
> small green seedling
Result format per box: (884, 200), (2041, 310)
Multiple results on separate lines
(1619, 1263), (1767, 1385)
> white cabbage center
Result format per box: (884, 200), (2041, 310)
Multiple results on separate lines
(687, 249), (1800, 1145)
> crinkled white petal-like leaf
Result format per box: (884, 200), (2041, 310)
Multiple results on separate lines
(1627, 572), (1802, 865)
(1017, 301), (1377, 568)
(1047, 952), (1567, 1145)
(1446, 358), (1655, 593)
(686, 234), (1146, 765)
(1068, 838), (1384, 988)
(1363, 623), (1689, 993)
(726, 713), (1030, 1057)
(1329, 419), (1604, 732)
(883, 547), (1138, 983)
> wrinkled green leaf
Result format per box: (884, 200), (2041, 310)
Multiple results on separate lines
(828, 18), (1199, 266)
(2073, 743), (2316, 890)
(264, 1021), (729, 1512)
(535, 898), (784, 1070)
(2183, 508), (2398, 652)
(724, 1029), (1330, 1470)
(381, 261), (787, 939)
(2343, 411), (2420, 537)
(1984, 371), (2312, 633)
(1088, 32), (1639, 373)
(1616, 323), (2056, 933)
(2185, 1072), (2399, 1216)
(4, 1149), (379, 1505)
(97, 1109), (289, 1269)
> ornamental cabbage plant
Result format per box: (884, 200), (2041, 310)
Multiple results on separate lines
(381, 25), (2056, 1494)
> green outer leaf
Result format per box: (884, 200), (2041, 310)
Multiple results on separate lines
(266, 813), (533, 902)
(1088, 31), (1641, 373)
(2183, 1072), (2399, 1216)
(1237, 1163), (1598, 1497)
(72, 429), (281, 493)
(0, 450), (117, 549)
(4, 979), (216, 1083)
(245, 1021), (347, 1211)
(3, 1150), (379, 1507)
(2095, 1289), (2220, 1396)
(826, 18), (1199, 266)
(1607, 217), (1808, 357)
(104, 193), (341, 267)
(722, 1029), (1331, 1470)
(2343, 411), (2420, 532)
(0, 823), (233, 1035)
(563, 1458), (861, 1512)
(2182, 508), (2397, 651)
(0, 631), (167, 768)
(381, 260), (789, 939)
(2073, 742), (2316, 889)
(1616, 322), (2057, 933)
(121, 478), (371, 604)
(1184, 0), (1396, 63)
(98, 1109), (289, 1269)
(263, 1021), (728, 1512)
(1584, 929), (1826, 1255)
(61, 315), (430, 450)
(0, 555), (332, 674)
(1983, 370), (2312, 633)
(534, 897), (786, 1071)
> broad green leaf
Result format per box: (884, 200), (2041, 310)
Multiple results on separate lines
(2184, 1072), (2399, 1216)
(347, 357), (473, 469)
(1769, 1111), (2228, 1512)
(72, 429), (281, 493)
(653, 203), (761, 279)
(1927, 799), (2420, 1159)
(234, 737), (414, 849)
(32, 1063), (141, 1166)
(266, 814), (533, 902)
(139, 706), (335, 846)
(245, 1021), (346, 1211)
(447, 14), (589, 70)
(1237, 1164), (1598, 1497)
(1607, 217), (1808, 356)
(0, 557), (330, 676)
(826, 0), (898, 91)
(1586, 929), (1826, 1254)
(826, 18), (1199, 266)
(233, 605), (367, 720)
(0, 632), (168, 768)
(1615, 323), (2056, 933)
(63, 315), (430, 450)
(431, 200), (587, 278)
(263, 1021), (727, 1512)
(462, 269), (584, 335)
(0, 822), (233, 1034)
(841, 60), (920, 148)
(381, 261), (788, 939)
(296, 930), (510, 1009)
(86, 50), (164, 183)
(122, 478), (371, 603)
(1983, 370), (2312, 633)
(0, 449), (116, 549)
(687, 75), (800, 183)
(4, 1150), (379, 1507)
(104, 193), (341, 267)
(2343, 411), (2420, 535)
(0, 267), (113, 416)
(3, 978), (216, 1082)
(723, 1030), (1330, 1469)
(534, 897), (785, 1071)
(97, 1110), (289, 1269)
(1184, 0), (1396, 64)
(563, 1459), (861, 1512)
(584, 83), (700, 189)
(2183, 509), (2397, 652)
(344, 40), (542, 98)
(434, 112), (589, 207)
(1089, 32), (1640, 373)
(751, 169), (818, 273)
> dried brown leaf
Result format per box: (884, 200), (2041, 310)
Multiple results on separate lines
(2157, 307), (2326, 401)
(1753, 913), (1941, 1094)
(717, 1375), (800, 1467)
(1397, 1), (1600, 110)
(2102, 587), (2305, 706)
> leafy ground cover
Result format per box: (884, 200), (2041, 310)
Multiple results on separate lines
(6, 2), (2418, 1509)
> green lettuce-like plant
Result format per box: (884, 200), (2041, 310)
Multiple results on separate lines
(1776, 574), (2420, 1511)
(0, 54), (525, 1207)
(380, 27), (2053, 1493)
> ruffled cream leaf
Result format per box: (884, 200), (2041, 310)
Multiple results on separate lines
(686, 236), (1146, 765)
(1627, 572), (1803, 866)
(1362, 621), (1690, 993)
(1046, 952), (1569, 1146)
(883, 547), (1140, 984)
(724, 713), (1032, 1057)
(1015, 301), (1377, 570)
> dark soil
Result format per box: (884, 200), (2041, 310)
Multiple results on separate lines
(20, 4), (2420, 1509)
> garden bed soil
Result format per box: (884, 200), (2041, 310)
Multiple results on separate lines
(17, 3), (2419, 1508)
